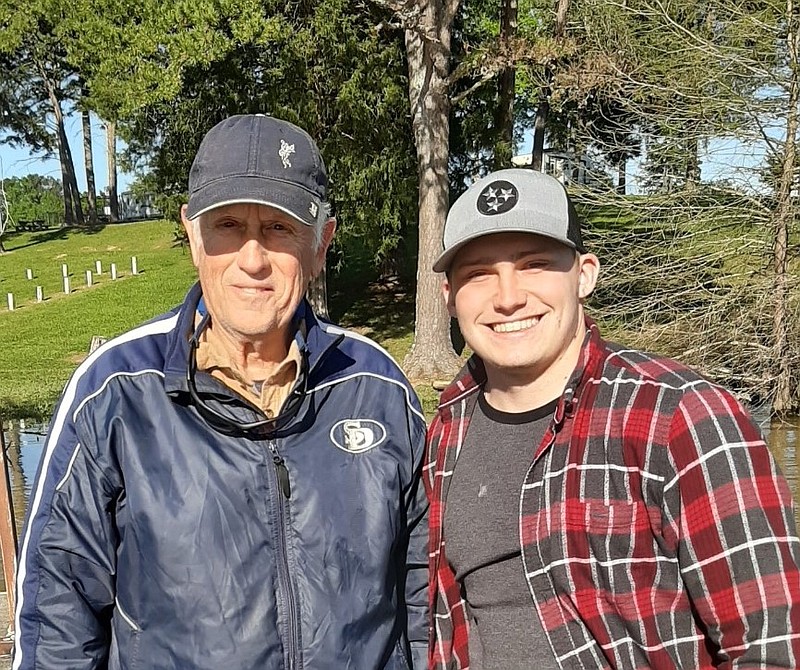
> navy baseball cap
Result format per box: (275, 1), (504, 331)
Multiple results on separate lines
(185, 114), (328, 226)
(433, 168), (585, 273)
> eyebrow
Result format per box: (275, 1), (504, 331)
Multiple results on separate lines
(456, 248), (551, 268)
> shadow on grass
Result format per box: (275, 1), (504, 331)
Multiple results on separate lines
(329, 273), (415, 344)
(4, 224), (109, 252)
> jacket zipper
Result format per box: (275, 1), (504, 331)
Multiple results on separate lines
(268, 439), (299, 669)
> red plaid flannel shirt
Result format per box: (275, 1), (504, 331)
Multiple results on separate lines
(425, 319), (800, 669)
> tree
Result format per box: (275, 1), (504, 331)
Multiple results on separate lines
(80, 92), (98, 225)
(0, 16), (85, 226)
(2, 175), (64, 225)
(370, 0), (464, 380)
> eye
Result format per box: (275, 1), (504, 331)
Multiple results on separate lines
(464, 268), (491, 281)
(522, 258), (547, 270)
(214, 218), (240, 230)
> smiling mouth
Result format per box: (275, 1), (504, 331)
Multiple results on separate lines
(235, 286), (270, 295)
(491, 317), (540, 333)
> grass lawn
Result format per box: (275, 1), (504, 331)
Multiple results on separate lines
(0, 221), (197, 418)
(0, 221), (447, 419)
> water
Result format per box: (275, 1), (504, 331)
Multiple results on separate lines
(3, 414), (800, 529)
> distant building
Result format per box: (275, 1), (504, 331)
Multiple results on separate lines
(105, 192), (162, 221)
(512, 149), (606, 188)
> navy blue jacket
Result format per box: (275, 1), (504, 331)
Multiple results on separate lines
(14, 283), (428, 669)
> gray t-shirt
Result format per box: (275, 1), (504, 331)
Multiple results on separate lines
(443, 393), (561, 670)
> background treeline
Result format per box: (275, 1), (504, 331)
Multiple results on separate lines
(1, 0), (799, 414)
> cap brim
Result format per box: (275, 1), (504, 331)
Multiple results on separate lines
(432, 228), (579, 273)
(186, 175), (322, 226)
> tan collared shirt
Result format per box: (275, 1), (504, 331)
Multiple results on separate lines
(195, 319), (301, 418)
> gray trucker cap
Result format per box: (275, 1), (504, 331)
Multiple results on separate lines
(185, 114), (328, 226)
(433, 168), (585, 273)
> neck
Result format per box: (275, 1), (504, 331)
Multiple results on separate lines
(483, 322), (587, 413)
(206, 322), (293, 383)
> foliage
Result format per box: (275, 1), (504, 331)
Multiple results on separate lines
(2, 175), (63, 225)
(60, 0), (419, 277)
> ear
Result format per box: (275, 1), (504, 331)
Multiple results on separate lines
(576, 253), (600, 299)
(312, 218), (337, 277)
(181, 205), (201, 269)
(442, 277), (457, 318)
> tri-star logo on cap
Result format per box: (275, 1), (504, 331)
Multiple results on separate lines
(477, 179), (518, 215)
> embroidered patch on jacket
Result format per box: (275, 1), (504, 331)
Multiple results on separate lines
(330, 419), (387, 453)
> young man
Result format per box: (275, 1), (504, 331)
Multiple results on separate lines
(425, 168), (800, 669)
(14, 114), (428, 669)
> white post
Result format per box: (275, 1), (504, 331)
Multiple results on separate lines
(61, 263), (68, 278)
(95, 260), (102, 274)
(86, 270), (93, 287)
(6, 294), (13, 311)
(36, 286), (43, 302)
(63, 277), (70, 294)
(131, 256), (138, 275)
(111, 263), (118, 280)
(25, 268), (32, 280)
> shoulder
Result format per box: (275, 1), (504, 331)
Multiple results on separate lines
(62, 307), (183, 420)
(310, 319), (425, 421)
(593, 339), (762, 453)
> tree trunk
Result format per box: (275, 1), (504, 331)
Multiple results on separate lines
(401, 0), (463, 381)
(59, 155), (73, 227)
(771, 0), (799, 416)
(38, 59), (84, 226)
(531, 97), (548, 171)
(307, 268), (329, 319)
(106, 120), (120, 222)
(493, 0), (517, 170)
(81, 105), (98, 225)
(530, 0), (569, 173)
(617, 159), (627, 194)
(685, 136), (700, 188)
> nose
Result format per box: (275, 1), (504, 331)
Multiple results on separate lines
(493, 269), (526, 313)
(237, 237), (270, 275)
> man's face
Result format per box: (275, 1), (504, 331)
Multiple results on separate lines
(443, 232), (599, 392)
(182, 202), (334, 353)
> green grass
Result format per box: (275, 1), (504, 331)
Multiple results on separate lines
(0, 222), (197, 418)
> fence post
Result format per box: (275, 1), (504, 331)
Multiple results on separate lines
(0, 421), (18, 647)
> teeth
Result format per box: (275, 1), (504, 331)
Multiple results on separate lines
(492, 317), (538, 333)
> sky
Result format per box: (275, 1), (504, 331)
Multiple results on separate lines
(0, 111), (135, 194)
(1, 112), (767, 198)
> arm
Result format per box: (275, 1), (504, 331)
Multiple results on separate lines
(667, 386), (800, 668)
(403, 410), (430, 670)
(14, 397), (119, 669)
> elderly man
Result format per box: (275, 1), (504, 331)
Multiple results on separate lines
(14, 114), (428, 670)
(425, 168), (800, 669)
